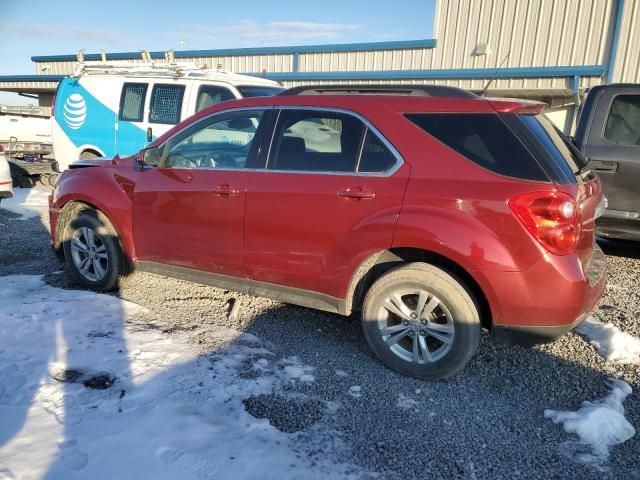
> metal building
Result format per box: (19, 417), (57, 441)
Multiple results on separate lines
(0, 0), (638, 131)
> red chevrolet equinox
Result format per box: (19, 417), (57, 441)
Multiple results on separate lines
(49, 85), (607, 380)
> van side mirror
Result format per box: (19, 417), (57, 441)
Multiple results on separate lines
(146, 127), (153, 143)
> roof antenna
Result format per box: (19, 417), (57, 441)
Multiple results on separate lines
(481, 51), (510, 96)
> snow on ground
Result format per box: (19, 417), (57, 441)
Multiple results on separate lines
(0, 275), (364, 480)
(544, 379), (635, 466)
(576, 316), (640, 365)
(0, 187), (50, 219)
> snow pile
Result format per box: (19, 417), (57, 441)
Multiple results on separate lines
(544, 379), (635, 465)
(0, 275), (364, 479)
(0, 187), (50, 219)
(576, 316), (640, 365)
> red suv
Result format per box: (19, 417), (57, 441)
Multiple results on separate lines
(49, 85), (607, 380)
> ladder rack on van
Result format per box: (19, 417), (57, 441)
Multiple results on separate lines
(72, 49), (222, 78)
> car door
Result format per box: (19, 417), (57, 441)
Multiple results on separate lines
(132, 108), (271, 278)
(582, 87), (640, 214)
(243, 108), (410, 300)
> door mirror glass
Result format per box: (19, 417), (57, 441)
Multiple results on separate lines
(142, 145), (162, 167)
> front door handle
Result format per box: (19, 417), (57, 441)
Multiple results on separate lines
(212, 184), (240, 196)
(338, 187), (376, 200)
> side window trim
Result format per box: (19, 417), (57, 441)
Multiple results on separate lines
(148, 83), (186, 125)
(156, 107), (270, 170)
(261, 106), (404, 177)
(119, 82), (148, 122)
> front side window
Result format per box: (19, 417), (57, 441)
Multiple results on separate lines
(119, 83), (147, 122)
(195, 85), (236, 112)
(268, 110), (365, 172)
(604, 94), (640, 146)
(149, 84), (185, 124)
(163, 110), (264, 170)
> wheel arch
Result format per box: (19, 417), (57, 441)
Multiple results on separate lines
(55, 200), (132, 264)
(347, 247), (493, 330)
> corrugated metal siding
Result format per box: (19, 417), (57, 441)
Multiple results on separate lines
(613, 0), (640, 83)
(30, 0), (637, 89)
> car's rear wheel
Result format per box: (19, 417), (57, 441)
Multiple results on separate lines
(62, 208), (129, 291)
(361, 262), (480, 380)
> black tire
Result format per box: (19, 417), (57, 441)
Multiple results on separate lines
(62, 208), (130, 291)
(362, 262), (480, 380)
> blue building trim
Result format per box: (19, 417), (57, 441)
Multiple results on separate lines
(0, 74), (66, 82)
(606, 0), (625, 83)
(257, 65), (606, 82)
(31, 39), (438, 63)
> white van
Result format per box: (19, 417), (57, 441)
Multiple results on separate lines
(52, 61), (283, 171)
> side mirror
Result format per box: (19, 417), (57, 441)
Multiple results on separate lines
(140, 145), (162, 167)
(146, 127), (153, 143)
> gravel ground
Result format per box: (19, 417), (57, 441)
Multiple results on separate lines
(1, 185), (639, 480)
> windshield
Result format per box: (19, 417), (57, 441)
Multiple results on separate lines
(237, 86), (285, 98)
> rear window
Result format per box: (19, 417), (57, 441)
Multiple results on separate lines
(149, 84), (185, 124)
(406, 113), (548, 181)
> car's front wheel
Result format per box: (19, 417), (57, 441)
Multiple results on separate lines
(62, 208), (129, 291)
(362, 263), (481, 380)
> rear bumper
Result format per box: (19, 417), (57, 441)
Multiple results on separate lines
(596, 212), (640, 241)
(480, 244), (606, 346)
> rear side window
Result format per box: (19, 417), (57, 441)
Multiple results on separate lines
(268, 110), (365, 172)
(604, 94), (640, 146)
(149, 84), (185, 124)
(195, 85), (235, 112)
(119, 83), (147, 122)
(357, 130), (396, 173)
(406, 113), (548, 181)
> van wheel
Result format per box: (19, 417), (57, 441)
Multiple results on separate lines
(79, 150), (100, 160)
(62, 208), (130, 291)
(361, 263), (480, 380)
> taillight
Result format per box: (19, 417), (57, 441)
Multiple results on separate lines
(509, 191), (580, 255)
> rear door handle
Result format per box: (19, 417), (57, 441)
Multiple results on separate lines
(212, 184), (240, 196)
(338, 187), (376, 200)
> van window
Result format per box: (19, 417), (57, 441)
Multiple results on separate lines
(237, 86), (285, 97)
(119, 83), (147, 122)
(149, 84), (185, 124)
(406, 113), (548, 181)
(268, 110), (365, 172)
(196, 85), (235, 112)
(604, 94), (640, 146)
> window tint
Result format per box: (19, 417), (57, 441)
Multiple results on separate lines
(358, 130), (396, 172)
(163, 110), (263, 170)
(119, 83), (147, 122)
(195, 85), (235, 112)
(604, 94), (640, 146)
(149, 84), (185, 124)
(268, 110), (365, 172)
(237, 86), (285, 97)
(406, 113), (548, 181)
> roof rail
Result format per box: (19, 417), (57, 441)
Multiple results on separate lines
(279, 84), (477, 98)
